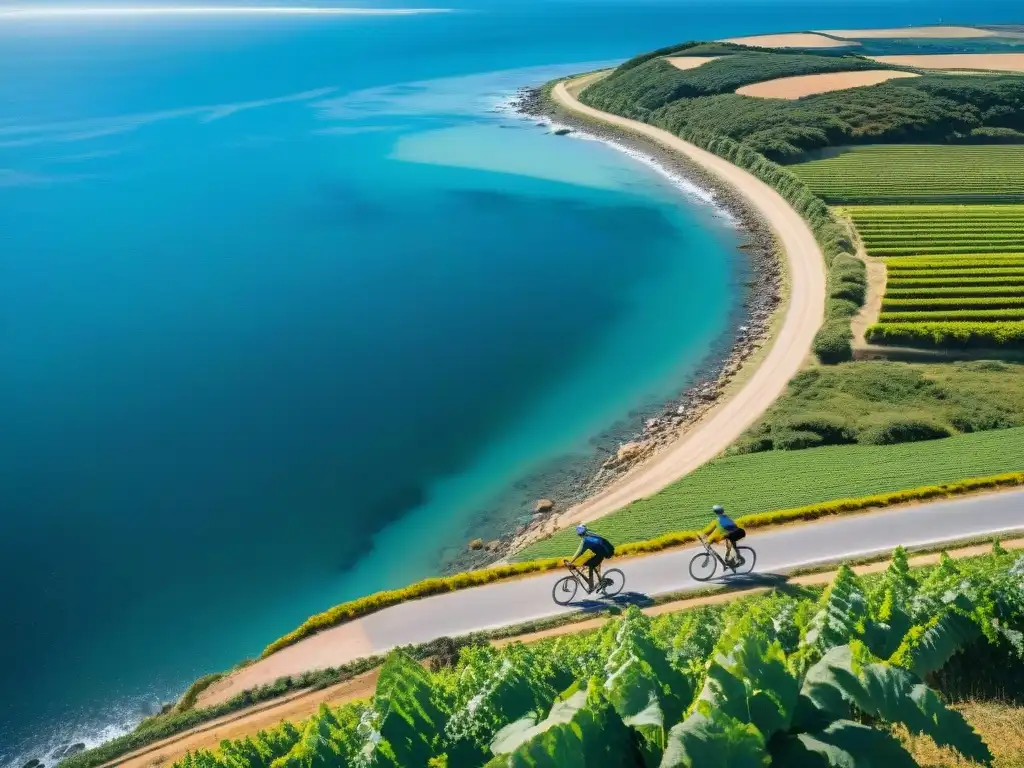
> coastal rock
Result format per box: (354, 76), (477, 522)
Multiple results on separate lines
(485, 540), (502, 553)
(468, 538), (484, 551)
(533, 498), (555, 514)
(645, 418), (661, 431)
(552, 127), (573, 136)
(23, 760), (43, 768)
(616, 441), (645, 463)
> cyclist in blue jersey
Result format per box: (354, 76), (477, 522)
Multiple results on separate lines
(707, 504), (746, 565)
(565, 524), (614, 590)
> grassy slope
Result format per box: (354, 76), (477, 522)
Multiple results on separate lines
(515, 426), (1024, 560)
(731, 360), (1024, 453)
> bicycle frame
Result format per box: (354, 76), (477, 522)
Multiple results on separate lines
(697, 534), (732, 566)
(564, 562), (600, 593)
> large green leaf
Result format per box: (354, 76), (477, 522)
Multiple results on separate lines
(269, 708), (349, 768)
(601, 606), (691, 754)
(698, 635), (798, 742)
(798, 644), (992, 765)
(446, 645), (556, 751)
(359, 651), (456, 767)
(487, 682), (642, 767)
(769, 720), (917, 767)
(795, 567), (868, 669)
(888, 605), (982, 677)
(660, 703), (768, 768)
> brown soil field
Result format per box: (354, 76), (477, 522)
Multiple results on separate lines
(719, 32), (859, 48)
(664, 55), (718, 71)
(870, 53), (1024, 73)
(736, 70), (919, 99)
(817, 25), (998, 39)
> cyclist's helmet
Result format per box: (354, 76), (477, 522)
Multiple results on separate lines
(576, 524), (588, 536)
(712, 504), (725, 515)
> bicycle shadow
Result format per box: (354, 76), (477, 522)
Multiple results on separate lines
(709, 571), (815, 599)
(566, 591), (654, 614)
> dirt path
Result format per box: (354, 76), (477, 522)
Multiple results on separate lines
(535, 78), (826, 534)
(107, 538), (1023, 766)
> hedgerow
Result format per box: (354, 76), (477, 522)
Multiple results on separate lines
(867, 321), (1024, 347)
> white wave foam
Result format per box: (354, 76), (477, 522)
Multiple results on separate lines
(0, 6), (451, 19)
(3, 700), (145, 768)
(524, 112), (737, 225)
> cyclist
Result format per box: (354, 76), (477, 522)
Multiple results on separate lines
(706, 504), (746, 565)
(565, 524), (615, 590)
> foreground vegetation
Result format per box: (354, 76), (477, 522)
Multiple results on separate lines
(731, 361), (1024, 453)
(791, 146), (1024, 204)
(167, 547), (1024, 766)
(516, 426), (1024, 560)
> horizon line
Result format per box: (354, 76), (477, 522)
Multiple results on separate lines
(0, 6), (453, 18)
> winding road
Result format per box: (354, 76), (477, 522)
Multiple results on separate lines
(198, 489), (1024, 708)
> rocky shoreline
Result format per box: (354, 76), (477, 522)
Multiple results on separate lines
(447, 84), (781, 570)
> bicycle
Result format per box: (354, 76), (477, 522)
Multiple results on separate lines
(688, 533), (756, 581)
(552, 561), (626, 605)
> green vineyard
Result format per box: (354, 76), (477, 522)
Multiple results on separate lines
(790, 146), (1024, 204)
(843, 205), (1024, 348)
(169, 548), (1024, 767)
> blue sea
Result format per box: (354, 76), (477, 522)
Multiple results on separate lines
(0, 0), (1019, 761)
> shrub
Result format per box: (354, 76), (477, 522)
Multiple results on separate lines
(813, 319), (854, 363)
(772, 429), (824, 450)
(858, 418), (952, 446)
(782, 415), (856, 446)
(827, 298), (861, 318)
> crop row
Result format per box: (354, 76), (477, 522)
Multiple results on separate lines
(879, 309), (1024, 322)
(866, 321), (1024, 347)
(873, 245), (1024, 258)
(882, 295), (1024, 311)
(888, 276), (1024, 289)
(887, 263), (1024, 274)
(885, 285), (1024, 298)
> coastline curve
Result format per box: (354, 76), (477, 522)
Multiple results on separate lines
(528, 76), (826, 539)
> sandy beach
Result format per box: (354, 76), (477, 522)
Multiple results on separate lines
(736, 70), (919, 99)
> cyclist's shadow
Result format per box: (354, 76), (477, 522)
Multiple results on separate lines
(566, 591), (654, 613)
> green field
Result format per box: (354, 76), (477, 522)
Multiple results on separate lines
(791, 146), (1024, 204)
(730, 361), (1024, 453)
(839, 205), (1024, 347)
(515, 426), (1024, 561)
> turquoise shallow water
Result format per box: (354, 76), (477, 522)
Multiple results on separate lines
(1, 0), (1020, 761)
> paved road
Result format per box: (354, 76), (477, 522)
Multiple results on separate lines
(200, 489), (1024, 705)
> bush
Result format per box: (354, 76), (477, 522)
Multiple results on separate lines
(812, 319), (854, 363)
(858, 418), (952, 445)
(827, 298), (861, 318)
(772, 429), (824, 450)
(782, 415), (856, 446)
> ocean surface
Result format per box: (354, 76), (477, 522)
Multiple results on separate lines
(1, 0), (1019, 761)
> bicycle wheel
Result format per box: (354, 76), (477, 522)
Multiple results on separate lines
(599, 568), (625, 598)
(689, 551), (718, 581)
(552, 575), (579, 606)
(730, 547), (756, 576)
